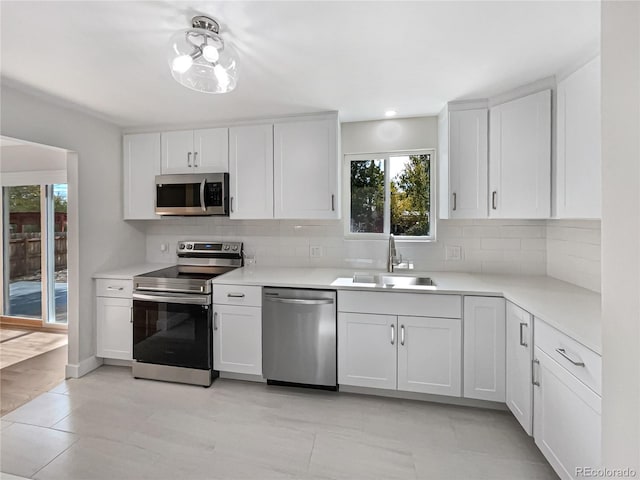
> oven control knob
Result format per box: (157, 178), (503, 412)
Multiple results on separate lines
(232, 245), (238, 251)
(178, 243), (185, 250)
(223, 245), (230, 251)
(187, 244), (193, 250)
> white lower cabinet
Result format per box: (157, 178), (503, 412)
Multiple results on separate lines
(397, 315), (461, 396)
(212, 304), (262, 375)
(505, 301), (533, 435)
(337, 312), (397, 390)
(96, 296), (133, 360)
(533, 347), (601, 480)
(463, 296), (506, 401)
(337, 294), (463, 397)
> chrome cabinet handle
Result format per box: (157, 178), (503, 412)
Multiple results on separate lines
(265, 297), (334, 305)
(187, 152), (192, 167)
(331, 194), (335, 211)
(452, 192), (457, 211)
(532, 359), (540, 386)
(519, 322), (528, 347)
(390, 324), (395, 345)
(199, 179), (206, 212)
(106, 286), (124, 291)
(227, 293), (245, 298)
(193, 152), (198, 167)
(130, 305), (133, 323)
(492, 191), (497, 210)
(230, 197), (234, 213)
(213, 312), (218, 330)
(400, 325), (405, 346)
(555, 348), (585, 367)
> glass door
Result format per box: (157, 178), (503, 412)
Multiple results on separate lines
(3, 185), (44, 320)
(2, 183), (68, 325)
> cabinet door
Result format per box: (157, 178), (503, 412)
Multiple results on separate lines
(534, 347), (601, 480)
(96, 297), (132, 360)
(194, 127), (229, 173)
(463, 296), (506, 401)
(506, 302), (533, 435)
(397, 316), (461, 396)
(123, 133), (161, 220)
(449, 109), (488, 219)
(229, 124), (274, 219)
(161, 130), (194, 174)
(556, 57), (601, 219)
(213, 305), (262, 375)
(338, 313), (397, 390)
(274, 117), (339, 219)
(489, 90), (551, 218)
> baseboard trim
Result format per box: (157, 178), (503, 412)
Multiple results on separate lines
(65, 355), (103, 378)
(219, 371), (266, 383)
(103, 359), (132, 367)
(339, 385), (508, 410)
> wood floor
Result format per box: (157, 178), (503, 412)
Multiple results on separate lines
(0, 327), (68, 416)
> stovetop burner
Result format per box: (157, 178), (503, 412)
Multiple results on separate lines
(134, 240), (243, 295)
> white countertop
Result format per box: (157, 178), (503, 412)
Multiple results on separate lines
(93, 263), (173, 280)
(214, 267), (602, 355)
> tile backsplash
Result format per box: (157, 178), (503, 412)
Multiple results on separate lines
(546, 220), (601, 292)
(145, 217), (548, 275)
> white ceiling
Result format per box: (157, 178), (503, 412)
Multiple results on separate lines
(0, 1), (600, 128)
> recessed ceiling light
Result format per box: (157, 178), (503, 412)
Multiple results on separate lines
(384, 110), (397, 117)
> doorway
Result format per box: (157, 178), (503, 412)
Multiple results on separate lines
(0, 137), (76, 415)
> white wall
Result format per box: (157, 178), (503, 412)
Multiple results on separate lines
(546, 220), (601, 292)
(0, 85), (146, 365)
(0, 144), (67, 186)
(601, 2), (640, 470)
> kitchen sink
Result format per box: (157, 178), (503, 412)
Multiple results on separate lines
(352, 273), (436, 287)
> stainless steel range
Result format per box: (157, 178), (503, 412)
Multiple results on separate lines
(132, 241), (243, 387)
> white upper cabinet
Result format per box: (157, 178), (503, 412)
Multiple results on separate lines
(228, 124), (274, 219)
(123, 133), (161, 220)
(506, 301), (533, 435)
(489, 90), (551, 218)
(556, 56), (601, 219)
(193, 128), (229, 173)
(161, 127), (228, 174)
(273, 115), (339, 219)
(463, 296), (506, 402)
(449, 108), (489, 219)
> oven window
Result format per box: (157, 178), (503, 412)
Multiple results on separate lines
(133, 301), (211, 370)
(156, 184), (201, 209)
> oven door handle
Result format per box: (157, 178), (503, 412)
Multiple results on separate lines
(199, 179), (207, 213)
(133, 292), (210, 306)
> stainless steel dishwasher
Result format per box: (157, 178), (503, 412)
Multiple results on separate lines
(262, 287), (337, 389)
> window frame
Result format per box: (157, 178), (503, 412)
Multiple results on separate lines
(343, 149), (437, 242)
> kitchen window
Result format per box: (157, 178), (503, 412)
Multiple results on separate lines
(344, 150), (435, 240)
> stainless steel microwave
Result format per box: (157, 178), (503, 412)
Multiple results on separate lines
(155, 173), (229, 216)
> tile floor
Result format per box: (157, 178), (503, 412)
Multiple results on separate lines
(0, 366), (557, 479)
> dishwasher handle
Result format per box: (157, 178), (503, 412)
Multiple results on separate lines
(265, 297), (334, 305)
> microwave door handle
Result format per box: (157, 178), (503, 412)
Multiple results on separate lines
(199, 179), (206, 212)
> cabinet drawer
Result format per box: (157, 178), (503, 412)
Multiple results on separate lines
(96, 278), (133, 298)
(213, 284), (262, 307)
(338, 291), (461, 319)
(534, 318), (601, 395)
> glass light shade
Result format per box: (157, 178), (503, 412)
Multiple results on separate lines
(167, 27), (238, 94)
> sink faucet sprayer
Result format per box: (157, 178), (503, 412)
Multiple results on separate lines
(387, 234), (402, 272)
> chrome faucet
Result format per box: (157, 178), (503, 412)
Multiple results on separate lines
(387, 234), (402, 272)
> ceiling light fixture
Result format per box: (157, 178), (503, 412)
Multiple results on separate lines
(167, 15), (238, 94)
(385, 110), (397, 117)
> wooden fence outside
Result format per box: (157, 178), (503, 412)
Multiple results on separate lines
(8, 233), (67, 280)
